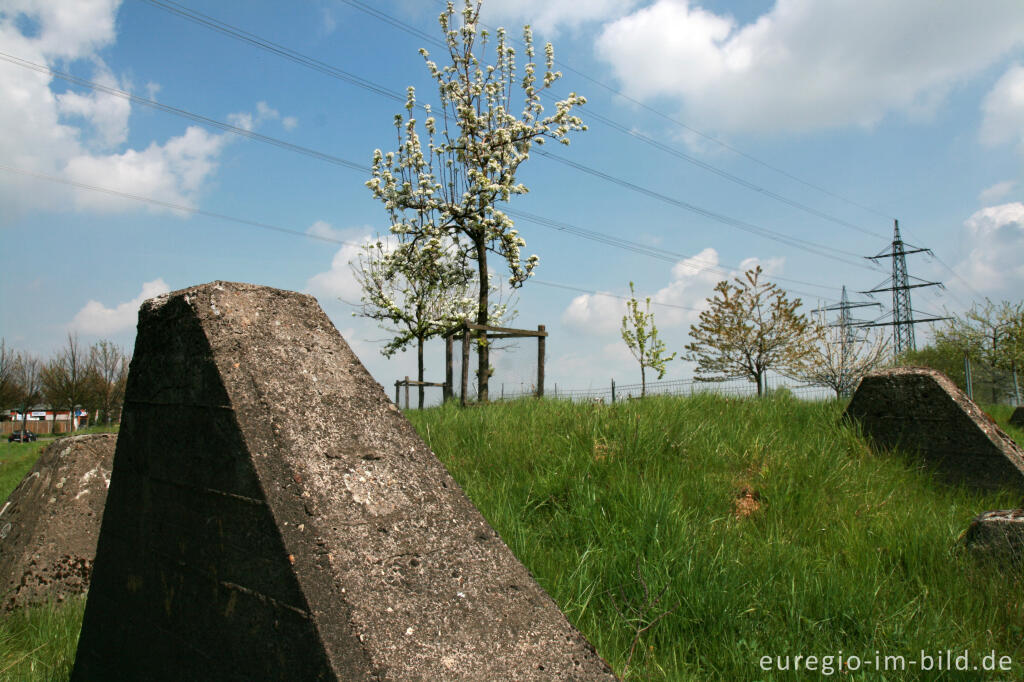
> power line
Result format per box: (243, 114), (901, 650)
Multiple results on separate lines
(506, 208), (839, 299)
(134, 0), (884, 269)
(531, 280), (704, 312)
(0, 52), (367, 173)
(0, 53), (842, 299)
(0, 164), (722, 314)
(339, 0), (888, 241)
(0, 164), (365, 248)
(0, 54), (845, 300)
(415, 0), (896, 222)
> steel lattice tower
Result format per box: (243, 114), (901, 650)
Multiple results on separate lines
(861, 220), (947, 357)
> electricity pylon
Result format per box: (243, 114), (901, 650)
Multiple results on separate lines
(859, 220), (948, 356)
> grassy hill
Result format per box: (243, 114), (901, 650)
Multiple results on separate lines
(406, 395), (1024, 679)
(2, 398), (1022, 680)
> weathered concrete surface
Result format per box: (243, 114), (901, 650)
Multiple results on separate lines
(965, 510), (1024, 564)
(72, 281), (615, 681)
(844, 367), (1024, 491)
(0, 433), (115, 612)
(1011, 406), (1024, 429)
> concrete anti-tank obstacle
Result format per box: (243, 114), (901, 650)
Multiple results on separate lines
(1011, 406), (1024, 429)
(844, 367), (1024, 491)
(71, 281), (615, 680)
(965, 510), (1024, 565)
(0, 433), (116, 612)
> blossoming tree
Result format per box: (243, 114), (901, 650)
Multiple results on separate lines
(366, 0), (586, 401)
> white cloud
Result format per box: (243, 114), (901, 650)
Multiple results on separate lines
(304, 226), (388, 303)
(0, 1), (281, 221)
(55, 63), (131, 149)
(980, 63), (1024, 151)
(954, 202), (1024, 296)
(282, 116), (298, 131)
(479, 0), (640, 35)
(979, 180), (1017, 204)
(69, 278), (170, 335)
(561, 247), (741, 335)
(561, 292), (625, 334)
(595, 0), (1024, 133)
(63, 126), (227, 211)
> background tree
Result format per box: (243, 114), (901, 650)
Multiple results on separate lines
(0, 339), (17, 410)
(366, 0), (586, 401)
(620, 282), (676, 397)
(351, 236), (476, 409)
(789, 311), (890, 398)
(683, 266), (813, 397)
(41, 333), (92, 432)
(898, 337), (966, 387)
(11, 353), (42, 433)
(88, 340), (130, 425)
(933, 299), (1023, 403)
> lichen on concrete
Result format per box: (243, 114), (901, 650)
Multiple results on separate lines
(0, 433), (116, 612)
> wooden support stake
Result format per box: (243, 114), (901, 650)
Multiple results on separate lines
(611, 379), (616, 403)
(444, 334), (453, 403)
(395, 381), (400, 406)
(537, 324), (545, 398)
(461, 330), (471, 407)
(404, 376), (410, 411)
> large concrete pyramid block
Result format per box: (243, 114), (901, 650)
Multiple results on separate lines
(72, 282), (614, 680)
(844, 367), (1024, 491)
(0, 433), (116, 612)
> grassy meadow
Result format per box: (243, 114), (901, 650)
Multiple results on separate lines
(406, 395), (1024, 680)
(1, 400), (1022, 680)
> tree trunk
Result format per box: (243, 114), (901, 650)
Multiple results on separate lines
(475, 235), (489, 403)
(640, 363), (646, 397)
(417, 336), (425, 410)
(756, 371), (764, 397)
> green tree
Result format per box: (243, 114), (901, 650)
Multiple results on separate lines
(684, 266), (813, 397)
(620, 282), (676, 397)
(366, 0), (586, 402)
(351, 235), (493, 408)
(898, 338), (966, 388)
(933, 299), (1023, 403)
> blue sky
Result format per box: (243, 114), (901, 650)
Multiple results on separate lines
(2, 0), (1024, 399)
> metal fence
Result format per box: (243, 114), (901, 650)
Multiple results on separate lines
(485, 374), (835, 404)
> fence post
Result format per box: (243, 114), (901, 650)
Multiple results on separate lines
(537, 324), (545, 398)
(461, 329), (471, 407)
(964, 352), (973, 400)
(611, 379), (616, 403)
(444, 334), (453, 403)
(395, 381), (400, 406)
(404, 376), (410, 410)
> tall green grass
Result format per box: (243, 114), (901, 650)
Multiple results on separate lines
(407, 395), (1024, 680)
(0, 600), (85, 681)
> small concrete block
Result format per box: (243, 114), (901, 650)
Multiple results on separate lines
(844, 367), (1024, 491)
(71, 281), (615, 681)
(965, 510), (1024, 564)
(0, 433), (116, 612)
